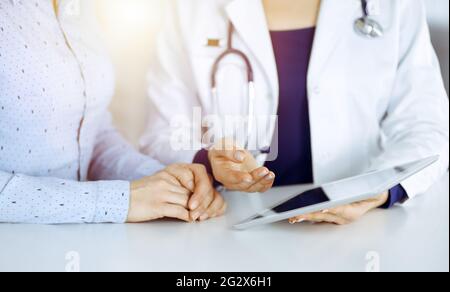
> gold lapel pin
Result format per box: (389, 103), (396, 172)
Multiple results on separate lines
(205, 38), (223, 48)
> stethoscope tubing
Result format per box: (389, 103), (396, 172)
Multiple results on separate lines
(211, 23), (254, 89)
(361, 0), (370, 17)
(209, 0), (382, 151)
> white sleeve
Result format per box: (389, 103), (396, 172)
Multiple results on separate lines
(0, 170), (130, 224)
(369, 0), (449, 199)
(140, 0), (201, 165)
(88, 112), (165, 181)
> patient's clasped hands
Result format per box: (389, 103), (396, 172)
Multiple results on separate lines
(127, 164), (227, 223)
(126, 138), (277, 223)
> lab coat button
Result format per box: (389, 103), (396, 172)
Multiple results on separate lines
(312, 86), (321, 95)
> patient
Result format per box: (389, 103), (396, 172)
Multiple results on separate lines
(0, 0), (226, 224)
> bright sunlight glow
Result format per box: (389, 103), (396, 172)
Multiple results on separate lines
(97, 0), (163, 42)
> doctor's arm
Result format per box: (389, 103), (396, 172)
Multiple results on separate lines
(141, 1), (274, 193)
(367, 0), (449, 200)
(290, 0), (449, 225)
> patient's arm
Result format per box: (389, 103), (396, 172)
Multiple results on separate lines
(89, 112), (165, 181)
(0, 170), (130, 224)
(88, 114), (226, 221)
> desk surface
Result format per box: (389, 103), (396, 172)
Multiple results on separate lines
(0, 174), (448, 272)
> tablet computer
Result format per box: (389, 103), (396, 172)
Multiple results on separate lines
(233, 155), (439, 230)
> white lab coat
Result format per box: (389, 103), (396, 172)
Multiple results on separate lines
(141, 0), (449, 199)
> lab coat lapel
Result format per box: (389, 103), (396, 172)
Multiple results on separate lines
(225, 0), (279, 102)
(308, 0), (361, 82)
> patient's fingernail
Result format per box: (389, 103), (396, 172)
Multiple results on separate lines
(189, 215), (195, 223)
(190, 200), (200, 210)
(244, 177), (253, 184)
(265, 173), (275, 180)
(199, 214), (209, 221)
(187, 181), (195, 190)
(322, 209), (329, 214)
(235, 151), (245, 162)
(191, 212), (201, 221)
(259, 169), (269, 177)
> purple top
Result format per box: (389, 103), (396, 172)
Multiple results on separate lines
(265, 28), (407, 207)
(195, 28), (407, 208)
(265, 28), (315, 186)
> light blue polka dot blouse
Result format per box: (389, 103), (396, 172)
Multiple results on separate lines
(0, 0), (165, 224)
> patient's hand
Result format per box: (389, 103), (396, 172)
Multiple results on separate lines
(127, 164), (226, 223)
(289, 192), (389, 225)
(208, 139), (275, 193)
(165, 164), (227, 221)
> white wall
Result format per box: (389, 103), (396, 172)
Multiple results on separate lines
(425, 0), (449, 93)
(97, 0), (163, 145)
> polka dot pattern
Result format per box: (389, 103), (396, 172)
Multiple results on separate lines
(0, 171), (130, 224)
(0, 0), (164, 224)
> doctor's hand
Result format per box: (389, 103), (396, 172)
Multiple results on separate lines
(208, 140), (275, 193)
(127, 164), (226, 223)
(289, 192), (389, 225)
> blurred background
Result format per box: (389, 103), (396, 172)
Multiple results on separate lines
(96, 0), (449, 146)
(96, 0), (164, 145)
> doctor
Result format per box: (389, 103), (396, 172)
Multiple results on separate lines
(141, 0), (449, 224)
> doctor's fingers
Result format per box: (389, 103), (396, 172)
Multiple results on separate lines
(211, 147), (249, 164)
(326, 205), (351, 218)
(198, 192), (227, 221)
(290, 212), (350, 225)
(325, 204), (371, 223)
(216, 169), (254, 188)
(245, 174), (275, 193)
(245, 168), (275, 193)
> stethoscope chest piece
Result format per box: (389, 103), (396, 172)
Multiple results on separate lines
(354, 17), (384, 39)
(355, 0), (384, 39)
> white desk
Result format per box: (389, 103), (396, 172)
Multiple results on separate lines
(0, 174), (448, 272)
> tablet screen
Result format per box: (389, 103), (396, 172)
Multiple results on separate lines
(272, 188), (330, 213)
(234, 155), (439, 229)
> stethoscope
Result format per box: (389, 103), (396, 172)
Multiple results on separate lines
(210, 0), (383, 154)
(354, 0), (384, 38)
(210, 22), (259, 152)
